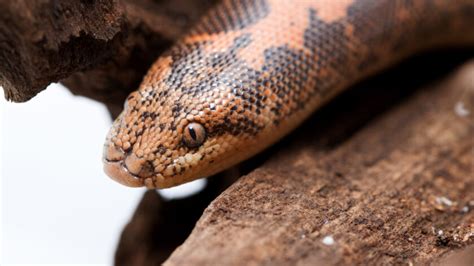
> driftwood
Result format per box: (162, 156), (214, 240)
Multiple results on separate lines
(0, 0), (473, 265)
(0, 0), (216, 114)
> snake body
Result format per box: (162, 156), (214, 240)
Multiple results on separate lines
(103, 0), (474, 188)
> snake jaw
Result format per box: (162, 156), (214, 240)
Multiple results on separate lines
(103, 143), (144, 187)
(103, 160), (144, 187)
(102, 140), (198, 188)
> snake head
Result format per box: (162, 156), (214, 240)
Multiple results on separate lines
(102, 28), (307, 188)
(102, 54), (270, 188)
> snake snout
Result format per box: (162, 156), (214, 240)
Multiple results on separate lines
(103, 144), (146, 187)
(124, 154), (155, 178)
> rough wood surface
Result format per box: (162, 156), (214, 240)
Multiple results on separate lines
(0, 0), (216, 107)
(0, 0), (123, 102)
(114, 175), (237, 265)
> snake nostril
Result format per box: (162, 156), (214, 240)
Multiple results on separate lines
(124, 154), (154, 178)
(103, 143), (125, 162)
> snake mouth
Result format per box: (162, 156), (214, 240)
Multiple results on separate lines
(103, 157), (190, 189)
(103, 159), (145, 187)
(102, 143), (145, 187)
(102, 143), (208, 189)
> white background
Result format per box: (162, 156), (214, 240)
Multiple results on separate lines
(0, 84), (145, 264)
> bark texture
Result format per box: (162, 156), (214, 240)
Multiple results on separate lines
(0, 0), (216, 109)
(115, 174), (238, 265)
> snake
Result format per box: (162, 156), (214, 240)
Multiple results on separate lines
(102, 0), (474, 188)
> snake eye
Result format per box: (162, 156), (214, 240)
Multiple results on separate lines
(183, 122), (206, 148)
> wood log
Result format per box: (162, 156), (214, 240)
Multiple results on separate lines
(114, 174), (238, 265)
(0, 0), (123, 102)
(0, 0), (216, 109)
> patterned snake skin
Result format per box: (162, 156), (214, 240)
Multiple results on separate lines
(103, 0), (474, 188)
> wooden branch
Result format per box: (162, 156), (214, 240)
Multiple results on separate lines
(0, 0), (216, 107)
(114, 175), (237, 265)
(0, 0), (123, 102)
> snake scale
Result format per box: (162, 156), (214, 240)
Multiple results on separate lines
(103, 0), (474, 188)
